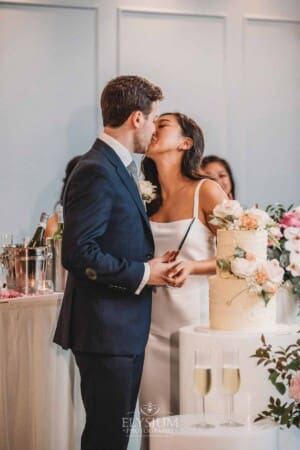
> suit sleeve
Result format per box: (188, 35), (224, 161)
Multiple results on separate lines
(61, 164), (145, 292)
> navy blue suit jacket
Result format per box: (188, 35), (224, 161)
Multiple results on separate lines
(53, 139), (154, 355)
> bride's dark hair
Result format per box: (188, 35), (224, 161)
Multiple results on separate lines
(141, 112), (207, 216)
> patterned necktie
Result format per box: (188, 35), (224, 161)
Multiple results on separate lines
(127, 160), (140, 191)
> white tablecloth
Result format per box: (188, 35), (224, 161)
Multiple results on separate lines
(149, 414), (278, 450)
(0, 294), (85, 450)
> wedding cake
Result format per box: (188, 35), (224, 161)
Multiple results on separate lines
(208, 201), (284, 331)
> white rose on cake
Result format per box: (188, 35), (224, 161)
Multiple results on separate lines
(287, 252), (300, 277)
(213, 199), (243, 220)
(231, 258), (257, 279)
(264, 259), (285, 284)
(261, 280), (278, 295)
(284, 227), (300, 253)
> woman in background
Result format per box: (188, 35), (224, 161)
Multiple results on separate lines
(44, 155), (81, 238)
(139, 113), (227, 449)
(200, 154), (236, 199)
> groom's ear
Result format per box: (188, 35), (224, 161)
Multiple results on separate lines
(131, 110), (143, 129)
(180, 137), (193, 151)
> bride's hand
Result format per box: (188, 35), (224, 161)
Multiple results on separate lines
(164, 261), (195, 287)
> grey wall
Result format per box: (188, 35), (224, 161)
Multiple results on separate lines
(1, 0), (299, 244)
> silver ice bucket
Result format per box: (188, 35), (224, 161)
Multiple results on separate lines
(45, 238), (66, 292)
(2, 245), (49, 294)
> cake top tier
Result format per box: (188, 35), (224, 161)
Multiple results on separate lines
(209, 199), (280, 248)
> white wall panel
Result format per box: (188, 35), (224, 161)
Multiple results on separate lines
(0, 3), (98, 241)
(118, 9), (227, 158)
(243, 17), (300, 207)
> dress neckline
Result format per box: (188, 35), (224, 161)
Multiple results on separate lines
(150, 217), (214, 236)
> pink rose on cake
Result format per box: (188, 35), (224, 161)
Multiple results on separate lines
(231, 258), (257, 278)
(289, 371), (300, 402)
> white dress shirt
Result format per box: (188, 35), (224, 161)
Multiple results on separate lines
(99, 132), (150, 294)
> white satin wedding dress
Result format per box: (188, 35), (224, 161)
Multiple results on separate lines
(139, 179), (215, 448)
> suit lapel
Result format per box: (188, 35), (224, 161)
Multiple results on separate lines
(98, 141), (152, 235)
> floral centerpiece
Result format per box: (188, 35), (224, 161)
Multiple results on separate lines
(210, 200), (284, 305)
(266, 204), (300, 299)
(252, 334), (300, 428)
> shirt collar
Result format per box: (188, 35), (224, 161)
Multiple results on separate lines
(99, 132), (133, 168)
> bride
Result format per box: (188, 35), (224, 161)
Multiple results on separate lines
(139, 112), (227, 448)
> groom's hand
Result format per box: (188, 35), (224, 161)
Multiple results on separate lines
(147, 251), (178, 286)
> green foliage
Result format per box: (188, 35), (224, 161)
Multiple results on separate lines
(216, 259), (231, 272)
(251, 333), (300, 429)
(234, 247), (246, 258)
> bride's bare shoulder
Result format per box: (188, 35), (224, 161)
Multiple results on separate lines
(198, 178), (227, 206)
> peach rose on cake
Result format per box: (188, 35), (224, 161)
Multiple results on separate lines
(243, 208), (272, 230)
(255, 270), (268, 285)
(240, 214), (258, 230)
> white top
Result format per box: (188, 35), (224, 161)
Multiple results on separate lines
(150, 180), (215, 336)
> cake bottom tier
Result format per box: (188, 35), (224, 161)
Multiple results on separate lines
(209, 276), (276, 331)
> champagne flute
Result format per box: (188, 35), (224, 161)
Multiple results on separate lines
(221, 348), (243, 427)
(193, 348), (214, 428)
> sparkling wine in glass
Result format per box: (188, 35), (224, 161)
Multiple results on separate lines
(221, 348), (243, 427)
(193, 348), (214, 428)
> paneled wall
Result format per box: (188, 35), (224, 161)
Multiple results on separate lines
(1, 0), (299, 243)
(0, 1), (98, 241)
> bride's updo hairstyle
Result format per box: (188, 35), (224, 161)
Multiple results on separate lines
(142, 112), (207, 216)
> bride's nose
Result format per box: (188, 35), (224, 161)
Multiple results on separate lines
(151, 131), (158, 142)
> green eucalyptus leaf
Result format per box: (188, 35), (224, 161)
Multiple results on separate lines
(275, 383), (286, 395)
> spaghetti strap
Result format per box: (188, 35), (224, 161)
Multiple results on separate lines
(193, 179), (208, 218)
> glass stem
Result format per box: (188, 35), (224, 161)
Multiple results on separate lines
(228, 394), (234, 423)
(202, 396), (206, 424)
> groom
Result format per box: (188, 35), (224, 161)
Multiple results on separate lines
(53, 75), (175, 450)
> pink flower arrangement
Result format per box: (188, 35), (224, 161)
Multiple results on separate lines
(289, 371), (300, 402)
(253, 335), (300, 429)
(280, 211), (300, 228)
(266, 204), (300, 296)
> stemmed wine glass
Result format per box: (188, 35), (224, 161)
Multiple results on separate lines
(221, 348), (243, 427)
(193, 348), (214, 428)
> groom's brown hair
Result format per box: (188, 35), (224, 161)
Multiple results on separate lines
(101, 75), (163, 127)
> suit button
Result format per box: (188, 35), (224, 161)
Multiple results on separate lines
(146, 252), (154, 260)
(85, 267), (97, 280)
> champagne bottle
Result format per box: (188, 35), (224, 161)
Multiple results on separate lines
(27, 212), (49, 247)
(52, 204), (64, 240)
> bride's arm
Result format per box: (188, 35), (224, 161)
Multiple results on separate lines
(165, 179), (227, 286)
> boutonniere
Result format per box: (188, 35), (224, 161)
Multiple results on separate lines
(139, 180), (157, 204)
